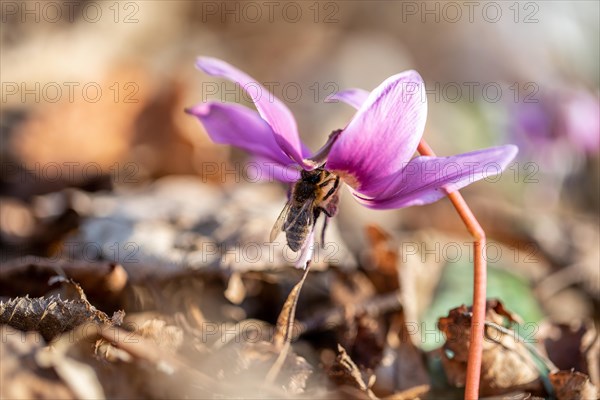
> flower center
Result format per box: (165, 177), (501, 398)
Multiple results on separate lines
(328, 169), (359, 190)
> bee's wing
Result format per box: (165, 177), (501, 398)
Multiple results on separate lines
(288, 198), (316, 228)
(292, 200), (317, 254)
(270, 201), (292, 242)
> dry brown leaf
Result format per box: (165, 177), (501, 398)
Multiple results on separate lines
(264, 265), (313, 390)
(328, 344), (377, 400)
(273, 266), (311, 348)
(0, 295), (119, 341)
(438, 300), (544, 397)
(549, 370), (599, 400)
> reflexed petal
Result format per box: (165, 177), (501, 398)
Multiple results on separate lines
(186, 102), (293, 166)
(356, 145), (518, 209)
(294, 229), (315, 269)
(196, 57), (311, 168)
(326, 88), (370, 109)
(249, 157), (301, 183)
(326, 71), (427, 196)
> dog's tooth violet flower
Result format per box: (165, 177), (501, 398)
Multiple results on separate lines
(186, 57), (517, 260)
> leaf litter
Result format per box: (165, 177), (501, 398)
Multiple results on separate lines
(1, 182), (598, 399)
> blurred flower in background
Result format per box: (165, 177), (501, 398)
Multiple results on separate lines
(510, 89), (599, 163)
(507, 87), (599, 208)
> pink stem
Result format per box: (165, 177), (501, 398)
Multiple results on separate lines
(418, 139), (486, 400)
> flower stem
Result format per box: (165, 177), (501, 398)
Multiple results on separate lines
(417, 139), (486, 400)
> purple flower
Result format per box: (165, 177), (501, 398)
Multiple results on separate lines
(511, 90), (599, 158)
(186, 57), (517, 264)
(562, 91), (600, 154)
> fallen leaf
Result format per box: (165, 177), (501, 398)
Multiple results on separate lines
(549, 370), (598, 400)
(0, 288), (122, 341)
(328, 344), (377, 400)
(438, 300), (545, 397)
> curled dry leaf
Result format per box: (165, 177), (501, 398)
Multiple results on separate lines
(438, 300), (544, 397)
(328, 344), (377, 400)
(273, 265), (312, 348)
(0, 294), (121, 341)
(549, 370), (598, 400)
(261, 264), (313, 392)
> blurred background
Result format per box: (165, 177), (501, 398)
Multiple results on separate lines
(1, 1), (599, 398)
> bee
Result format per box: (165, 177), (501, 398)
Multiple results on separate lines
(270, 167), (340, 253)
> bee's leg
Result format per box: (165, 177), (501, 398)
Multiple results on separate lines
(314, 206), (330, 248)
(318, 173), (340, 190)
(418, 139), (486, 400)
(316, 205), (333, 218)
(320, 216), (329, 248)
(313, 208), (321, 220)
(318, 178), (335, 188)
(322, 176), (340, 201)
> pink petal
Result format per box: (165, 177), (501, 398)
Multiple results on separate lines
(186, 102), (293, 166)
(356, 145), (518, 209)
(196, 57), (311, 168)
(294, 229), (315, 269)
(326, 88), (370, 109)
(326, 71), (427, 196)
(249, 157), (301, 183)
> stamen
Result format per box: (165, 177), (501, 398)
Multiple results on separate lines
(306, 129), (343, 166)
